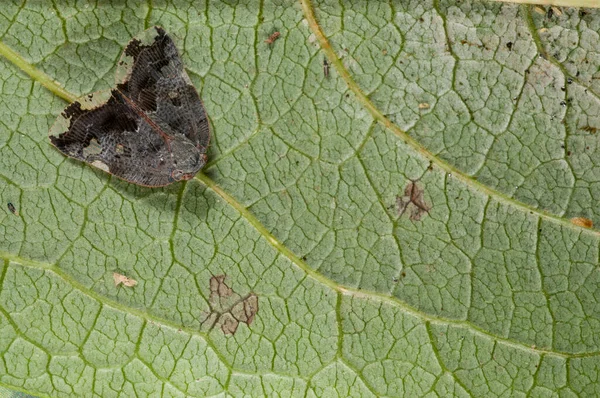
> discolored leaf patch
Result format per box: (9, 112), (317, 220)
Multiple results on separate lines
(203, 275), (258, 335)
(571, 217), (593, 228)
(396, 181), (431, 221)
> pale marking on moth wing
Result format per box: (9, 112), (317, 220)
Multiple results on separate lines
(91, 160), (110, 172)
(83, 138), (103, 158)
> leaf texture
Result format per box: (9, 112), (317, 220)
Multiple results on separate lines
(0, 1), (599, 397)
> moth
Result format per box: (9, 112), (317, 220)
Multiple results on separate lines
(49, 26), (210, 187)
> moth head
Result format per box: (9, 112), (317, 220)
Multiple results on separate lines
(169, 137), (207, 181)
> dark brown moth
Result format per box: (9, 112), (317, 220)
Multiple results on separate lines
(49, 26), (210, 187)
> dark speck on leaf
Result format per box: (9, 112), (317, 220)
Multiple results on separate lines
(506, 41), (512, 50)
(561, 86), (566, 91)
(567, 78), (573, 84)
(7, 202), (18, 216)
(560, 101), (567, 107)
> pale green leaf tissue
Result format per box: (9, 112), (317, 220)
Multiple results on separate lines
(0, 1), (599, 397)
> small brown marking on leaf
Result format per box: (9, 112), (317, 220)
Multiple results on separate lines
(396, 181), (431, 221)
(205, 275), (259, 335)
(571, 217), (593, 228)
(113, 272), (137, 287)
(265, 31), (280, 45)
(551, 6), (562, 17)
(220, 313), (239, 335)
(533, 6), (545, 15)
(210, 274), (234, 300)
(582, 126), (598, 134)
(418, 103), (430, 110)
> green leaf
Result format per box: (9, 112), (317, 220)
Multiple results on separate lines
(0, 1), (599, 396)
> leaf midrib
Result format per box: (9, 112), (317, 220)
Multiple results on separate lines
(0, 0), (592, 360)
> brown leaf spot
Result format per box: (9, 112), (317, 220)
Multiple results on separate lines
(582, 126), (598, 134)
(396, 181), (431, 221)
(206, 275), (259, 335)
(113, 272), (137, 287)
(571, 217), (593, 228)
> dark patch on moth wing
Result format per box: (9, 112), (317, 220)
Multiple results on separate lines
(396, 181), (431, 221)
(117, 27), (209, 150)
(118, 27), (179, 113)
(50, 92), (139, 163)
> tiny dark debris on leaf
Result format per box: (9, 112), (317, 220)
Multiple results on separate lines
(323, 58), (330, 78)
(7, 202), (18, 216)
(265, 31), (280, 45)
(396, 181), (431, 221)
(582, 126), (598, 134)
(113, 272), (138, 287)
(204, 275), (259, 335)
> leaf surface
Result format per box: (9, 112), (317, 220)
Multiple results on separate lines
(0, 1), (599, 397)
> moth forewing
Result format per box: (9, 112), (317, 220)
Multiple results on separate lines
(49, 90), (114, 137)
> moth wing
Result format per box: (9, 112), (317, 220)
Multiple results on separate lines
(115, 26), (210, 151)
(49, 90), (177, 187)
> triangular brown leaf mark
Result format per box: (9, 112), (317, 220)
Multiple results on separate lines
(113, 272), (138, 287)
(203, 275), (259, 335)
(396, 181), (431, 221)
